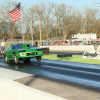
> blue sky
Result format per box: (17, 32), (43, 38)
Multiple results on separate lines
(1, 0), (100, 9)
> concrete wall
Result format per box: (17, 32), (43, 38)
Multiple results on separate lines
(96, 46), (100, 52)
(40, 45), (95, 52)
(0, 77), (66, 100)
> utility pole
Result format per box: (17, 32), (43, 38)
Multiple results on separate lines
(22, 20), (24, 43)
(31, 11), (34, 45)
(82, 11), (87, 34)
(39, 17), (42, 46)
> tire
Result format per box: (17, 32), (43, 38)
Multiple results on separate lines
(14, 54), (19, 64)
(24, 58), (30, 63)
(5, 55), (13, 64)
(36, 56), (41, 62)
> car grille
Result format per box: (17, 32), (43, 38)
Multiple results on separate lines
(37, 49), (42, 51)
(26, 52), (37, 55)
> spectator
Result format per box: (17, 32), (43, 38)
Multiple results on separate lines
(75, 40), (78, 45)
(65, 40), (69, 45)
(82, 38), (85, 45)
(91, 39), (93, 45)
(68, 40), (70, 45)
(84, 38), (87, 45)
(48, 40), (50, 46)
(1, 40), (6, 56)
(65, 40), (68, 43)
(53, 40), (55, 46)
(46, 40), (48, 46)
(41, 42), (44, 46)
(70, 40), (72, 45)
(96, 38), (99, 45)
(58, 41), (60, 45)
(60, 41), (62, 46)
(88, 38), (91, 45)
(93, 39), (96, 45)
(62, 41), (65, 46)
(72, 40), (74, 45)
(33, 41), (38, 47)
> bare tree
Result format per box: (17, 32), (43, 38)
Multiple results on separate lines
(1, 1), (100, 41)
(54, 4), (73, 38)
(83, 7), (100, 33)
(42, 2), (54, 39)
(72, 8), (83, 34)
(0, 1), (24, 39)
(34, 3), (44, 44)
(53, 4), (60, 38)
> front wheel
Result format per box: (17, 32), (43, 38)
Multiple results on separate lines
(14, 54), (19, 64)
(36, 56), (41, 62)
(5, 55), (13, 64)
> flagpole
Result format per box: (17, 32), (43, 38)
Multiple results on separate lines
(20, 1), (24, 43)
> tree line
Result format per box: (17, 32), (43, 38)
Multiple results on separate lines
(0, 1), (100, 41)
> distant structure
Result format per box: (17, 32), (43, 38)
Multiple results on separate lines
(48, 37), (66, 40)
(72, 33), (97, 41)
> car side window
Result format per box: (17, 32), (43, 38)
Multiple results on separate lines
(9, 46), (12, 50)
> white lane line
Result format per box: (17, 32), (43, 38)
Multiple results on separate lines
(41, 65), (100, 76)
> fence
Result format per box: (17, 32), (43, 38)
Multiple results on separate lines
(4, 39), (100, 50)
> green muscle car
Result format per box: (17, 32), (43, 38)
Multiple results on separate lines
(4, 43), (43, 64)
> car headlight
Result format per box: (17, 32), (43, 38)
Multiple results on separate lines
(20, 53), (25, 55)
(39, 52), (42, 53)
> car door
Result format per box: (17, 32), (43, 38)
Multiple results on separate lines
(9, 46), (14, 60)
(6, 46), (11, 59)
(7, 46), (13, 60)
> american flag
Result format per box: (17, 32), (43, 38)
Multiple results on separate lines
(8, 3), (21, 21)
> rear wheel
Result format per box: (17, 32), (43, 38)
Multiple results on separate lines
(5, 55), (13, 64)
(14, 54), (19, 64)
(36, 56), (41, 61)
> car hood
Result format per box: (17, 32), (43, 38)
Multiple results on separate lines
(18, 47), (42, 52)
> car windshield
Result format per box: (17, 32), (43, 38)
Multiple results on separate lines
(12, 44), (34, 49)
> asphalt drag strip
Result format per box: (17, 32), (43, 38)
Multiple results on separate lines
(0, 58), (100, 89)
(0, 58), (100, 99)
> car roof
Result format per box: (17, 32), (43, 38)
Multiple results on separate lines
(11, 43), (25, 46)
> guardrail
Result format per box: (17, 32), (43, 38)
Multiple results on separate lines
(40, 45), (95, 52)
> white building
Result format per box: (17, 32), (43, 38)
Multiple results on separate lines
(72, 33), (97, 40)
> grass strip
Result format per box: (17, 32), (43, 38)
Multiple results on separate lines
(42, 54), (100, 65)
